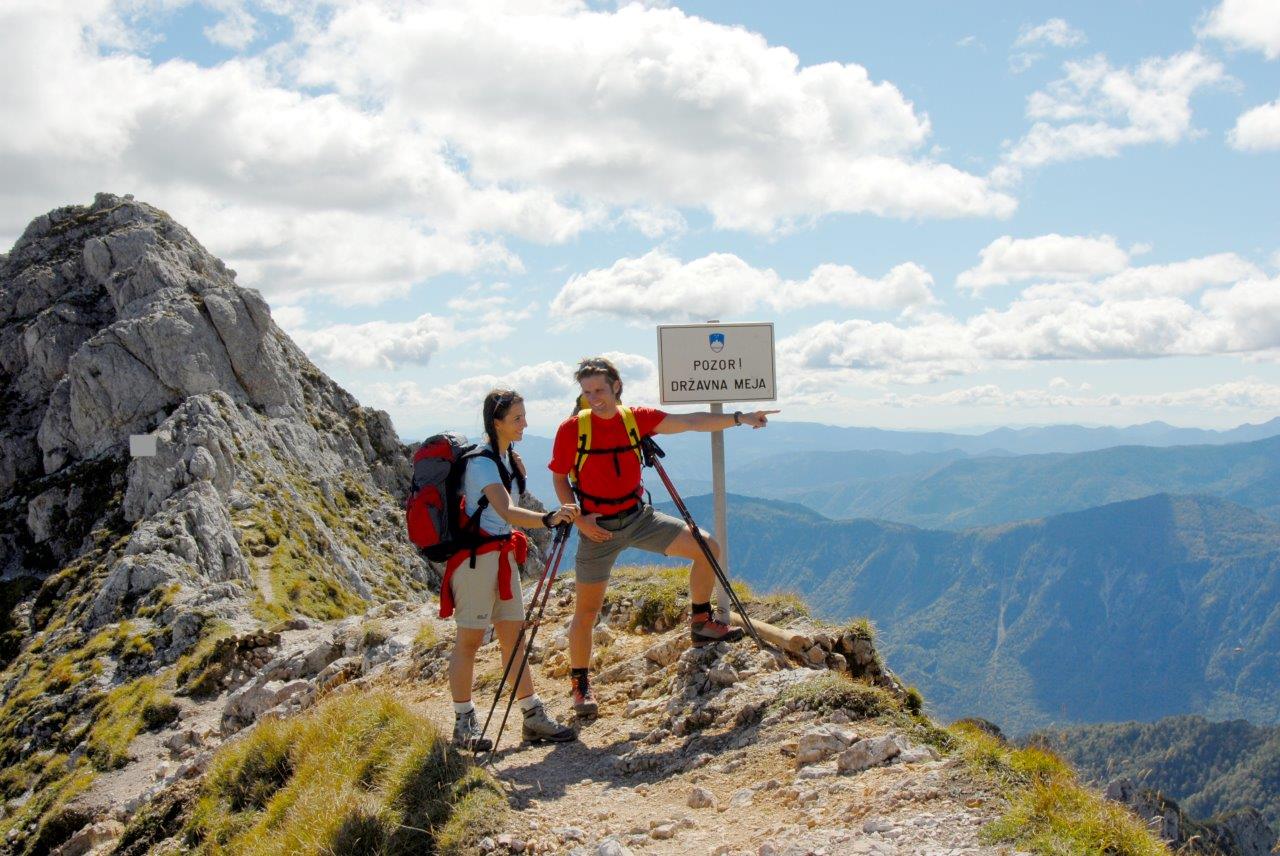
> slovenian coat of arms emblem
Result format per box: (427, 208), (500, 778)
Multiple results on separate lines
(709, 332), (725, 353)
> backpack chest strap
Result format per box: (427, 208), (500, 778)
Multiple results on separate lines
(573, 406), (644, 480)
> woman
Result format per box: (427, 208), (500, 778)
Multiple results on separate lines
(446, 388), (580, 750)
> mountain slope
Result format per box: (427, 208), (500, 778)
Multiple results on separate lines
(1031, 716), (1280, 835)
(624, 492), (1280, 734)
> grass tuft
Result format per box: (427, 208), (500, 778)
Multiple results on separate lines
(948, 721), (1170, 855)
(186, 689), (506, 855)
(413, 623), (441, 651)
(903, 686), (925, 715)
(360, 620), (391, 649)
(773, 672), (900, 719)
(842, 617), (877, 641)
(86, 677), (165, 770)
(141, 695), (181, 731)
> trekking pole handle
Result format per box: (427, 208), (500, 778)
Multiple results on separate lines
(640, 436), (665, 467)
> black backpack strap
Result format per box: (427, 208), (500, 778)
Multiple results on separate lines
(463, 446), (514, 494)
(507, 447), (527, 496)
(571, 483), (644, 506)
(578, 442), (644, 476)
(459, 446), (518, 568)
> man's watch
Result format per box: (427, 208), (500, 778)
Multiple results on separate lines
(541, 511), (555, 528)
(733, 410), (743, 426)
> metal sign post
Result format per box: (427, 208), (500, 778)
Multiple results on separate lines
(656, 321), (777, 623)
(709, 401), (728, 619)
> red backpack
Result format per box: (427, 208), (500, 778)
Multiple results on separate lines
(405, 434), (523, 562)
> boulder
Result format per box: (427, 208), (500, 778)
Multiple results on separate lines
(837, 735), (901, 773)
(795, 724), (857, 766)
(221, 679), (311, 732)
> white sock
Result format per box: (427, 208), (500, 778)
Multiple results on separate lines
(519, 694), (542, 712)
(453, 700), (474, 716)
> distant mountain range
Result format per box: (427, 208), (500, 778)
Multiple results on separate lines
(724, 433), (1280, 528)
(409, 417), (1280, 511)
(1031, 716), (1280, 835)
(621, 491), (1280, 736)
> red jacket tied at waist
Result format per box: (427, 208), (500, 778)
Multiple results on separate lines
(438, 530), (529, 620)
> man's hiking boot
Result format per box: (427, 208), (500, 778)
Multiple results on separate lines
(522, 703), (577, 743)
(452, 709), (492, 752)
(571, 681), (599, 718)
(691, 612), (745, 647)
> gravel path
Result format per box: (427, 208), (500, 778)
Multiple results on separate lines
(399, 592), (1024, 856)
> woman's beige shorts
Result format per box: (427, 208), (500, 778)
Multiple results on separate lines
(449, 550), (525, 629)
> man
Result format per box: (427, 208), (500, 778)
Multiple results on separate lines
(549, 356), (778, 717)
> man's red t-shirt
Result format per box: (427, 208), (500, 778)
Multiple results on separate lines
(549, 405), (667, 514)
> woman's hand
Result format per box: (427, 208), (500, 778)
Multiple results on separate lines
(548, 503), (580, 526)
(576, 513), (612, 542)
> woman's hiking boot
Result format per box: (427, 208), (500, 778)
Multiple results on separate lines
(452, 708), (493, 752)
(691, 612), (745, 647)
(522, 703), (577, 743)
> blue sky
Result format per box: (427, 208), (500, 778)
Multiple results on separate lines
(3, 0), (1279, 440)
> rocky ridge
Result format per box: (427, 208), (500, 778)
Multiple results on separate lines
(0, 195), (558, 854)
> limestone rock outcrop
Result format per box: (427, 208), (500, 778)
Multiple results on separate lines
(0, 196), (448, 855)
(1105, 778), (1276, 856)
(1, 194), (428, 637)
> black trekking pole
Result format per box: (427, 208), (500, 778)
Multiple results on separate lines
(640, 437), (782, 658)
(476, 524), (568, 754)
(482, 523), (572, 764)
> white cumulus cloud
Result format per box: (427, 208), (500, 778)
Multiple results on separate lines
(958, 234), (1130, 293)
(290, 313), (494, 371)
(0, 0), (1017, 313)
(0, 0), (593, 306)
(372, 352), (657, 413)
(294, 0), (1015, 229)
(777, 253), (1280, 383)
(1199, 0), (1280, 60)
(994, 51), (1225, 184)
(1229, 98), (1280, 151)
(550, 250), (936, 326)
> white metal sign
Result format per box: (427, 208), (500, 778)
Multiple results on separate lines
(129, 434), (157, 457)
(657, 322), (776, 405)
